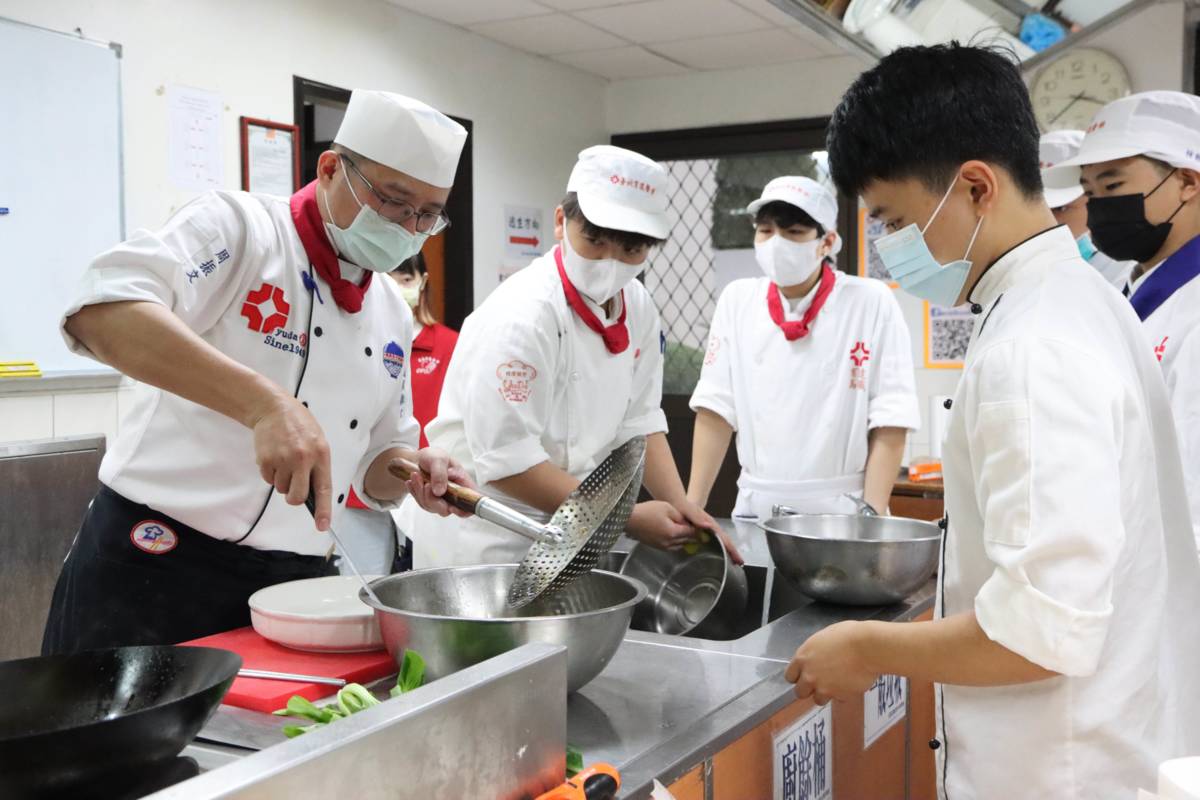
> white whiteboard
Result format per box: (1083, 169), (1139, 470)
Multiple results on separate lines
(0, 18), (123, 373)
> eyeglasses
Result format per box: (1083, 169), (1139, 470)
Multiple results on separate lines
(341, 154), (451, 235)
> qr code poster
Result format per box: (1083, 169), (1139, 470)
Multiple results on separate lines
(857, 203), (897, 287)
(773, 703), (833, 800)
(925, 302), (974, 369)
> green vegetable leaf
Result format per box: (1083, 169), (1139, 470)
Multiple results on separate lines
(394, 650), (426, 695)
(566, 744), (584, 778)
(282, 723), (322, 738)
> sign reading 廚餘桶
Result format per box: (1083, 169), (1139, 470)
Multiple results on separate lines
(773, 703), (832, 800)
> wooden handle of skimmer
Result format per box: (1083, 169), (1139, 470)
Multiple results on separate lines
(388, 458), (483, 515)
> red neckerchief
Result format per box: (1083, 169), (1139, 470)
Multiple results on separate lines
(554, 245), (630, 354)
(289, 180), (372, 313)
(766, 264), (836, 341)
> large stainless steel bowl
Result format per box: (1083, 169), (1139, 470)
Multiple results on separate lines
(361, 565), (645, 693)
(761, 514), (941, 605)
(620, 533), (748, 639)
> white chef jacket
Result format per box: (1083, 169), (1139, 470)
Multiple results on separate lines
(1088, 248), (1134, 289)
(62, 190), (420, 555)
(1126, 238), (1200, 551)
(936, 226), (1200, 800)
(689, 272), (920, 519)
(406, 245), (668, 567)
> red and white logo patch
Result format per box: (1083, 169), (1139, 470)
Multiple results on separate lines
(241, 282), (290, 333)
(703, 335), (720, 366)
(849, 341), (871, 391)
(497, 359), (538, 403)
(130, 520), (178, 555)
(1155, 336), (1169, 362)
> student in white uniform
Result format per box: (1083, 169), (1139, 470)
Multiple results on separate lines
(1039, 130), (1133, 288)
(1061, 91), (1200, 551)
(43, 91), (472, 653)
(783, 45), (1200, 800)
(687, 177), (919, 519)
(409, 145), (739, 567)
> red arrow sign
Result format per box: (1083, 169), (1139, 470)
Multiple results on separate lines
(509, 235), (539, 247)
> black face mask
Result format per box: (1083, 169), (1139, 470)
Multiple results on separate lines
(1087, 169), (1184, 264)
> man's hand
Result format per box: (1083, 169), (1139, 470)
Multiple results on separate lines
(251, 395), (332, 530)
(785, 621), (879, 705)
(627, 500), (696, 550)
(403, 448), (475, 518)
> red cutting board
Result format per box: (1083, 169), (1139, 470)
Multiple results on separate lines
(182, 627), (396, 713)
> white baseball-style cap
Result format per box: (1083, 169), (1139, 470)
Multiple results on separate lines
(1059, 91), (1200, 174)
(747, 176), (842, 255)
(566, 145), (671, 240)
(334, 90), (467, 188)
(1039, 130), (1086, 209)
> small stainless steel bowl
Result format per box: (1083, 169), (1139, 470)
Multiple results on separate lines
(760, 514), (941, 606)
(362, 565), (645, 693)
(620, 532), (748, 638)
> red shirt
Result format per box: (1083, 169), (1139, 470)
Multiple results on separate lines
(346, 322), (458, 509)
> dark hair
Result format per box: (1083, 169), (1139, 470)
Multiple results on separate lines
(561, 192), (665, 250)
(391, 252), (437, 326)
(827, 43), (1043, 200)
(753, 201), (825, 236)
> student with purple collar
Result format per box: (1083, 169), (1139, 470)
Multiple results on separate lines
(1064, 90), (1200, 550)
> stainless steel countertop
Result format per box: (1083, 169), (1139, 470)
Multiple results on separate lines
(195, 517), (936, 798)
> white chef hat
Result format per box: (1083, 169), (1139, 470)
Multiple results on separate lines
(334, 90), (467, 188)
(1059, 91), (1200, 175)
(567, 145), (672, 240)
(747, 176), (842, 256)
(1039, 130), (1086, 209)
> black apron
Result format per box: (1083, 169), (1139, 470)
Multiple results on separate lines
(42, 485), (337, 655)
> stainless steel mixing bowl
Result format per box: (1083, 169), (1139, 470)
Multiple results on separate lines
(620, 532), (748, 638)
(361, 565), (646, 693)
(760, 514), (941, 605)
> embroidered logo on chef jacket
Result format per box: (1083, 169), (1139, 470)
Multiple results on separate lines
(1155, 336), (1169, 362)
(849, 341), (872, 390)
(130, 520), (179, 555)
(383, 341), (406, 379)
(497, 360), (538, 403)
(241, 282), (291, 334)
(704, 334), (720, 366)
(415, 355), (440, 376)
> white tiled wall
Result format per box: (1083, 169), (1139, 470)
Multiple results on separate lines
(0, 385), (136, 446)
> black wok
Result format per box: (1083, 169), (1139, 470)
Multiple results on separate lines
(0, 645), (240, 798)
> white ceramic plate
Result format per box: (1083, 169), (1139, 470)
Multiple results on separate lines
(248, 575), (384, 652)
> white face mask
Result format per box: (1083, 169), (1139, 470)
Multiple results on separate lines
(321, 162), (428, 273)
(754, 236), (823, 286)
(560, 231), (643, 305)
(399, 281), (422, 309)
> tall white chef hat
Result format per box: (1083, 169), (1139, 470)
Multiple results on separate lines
(1039, 130), (1086, 209)
(747, 176), (842, 256)
(334, 90), (467, 189)
(567, 145), (672, 240)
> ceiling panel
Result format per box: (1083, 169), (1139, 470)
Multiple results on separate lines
(728, 0), (812, 27)
(649, 27), (827, 70)
(575, 0), (770, 44)
(551, 45), (693, 79)
(383, 0), (550, 26)
(538, 0), (645, 9)
(469, 13), (626, 55)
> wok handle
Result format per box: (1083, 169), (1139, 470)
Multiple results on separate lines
(388, 458), (483, 515)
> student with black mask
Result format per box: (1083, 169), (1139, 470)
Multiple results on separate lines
(783, 44), (1200, 800)
(1063, 91), (1200, 552)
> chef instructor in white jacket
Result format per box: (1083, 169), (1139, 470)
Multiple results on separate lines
(43, 90), (473, 654)
(782, 45), (1200, 800)
(406, 145), (740, 567)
